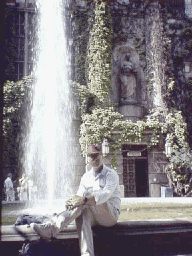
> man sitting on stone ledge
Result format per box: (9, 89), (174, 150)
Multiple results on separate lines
(31, 144), (121, 256)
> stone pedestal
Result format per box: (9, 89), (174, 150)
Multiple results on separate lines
(119, 104), (143, 122)
(150, 183), (161, 197)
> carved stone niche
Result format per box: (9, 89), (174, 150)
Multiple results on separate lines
(111, 43), (148, 122)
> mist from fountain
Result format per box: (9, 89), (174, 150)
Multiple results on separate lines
(23, 0), (75, 214)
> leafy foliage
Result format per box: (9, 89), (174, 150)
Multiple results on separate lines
(74, 2), (192, 196)
(3, 76), (32, 179)
(86, 0), (113, 104)
(79, 99), (192, 196)
(77, 84), (191, 172)
(165, 110), (192, 196)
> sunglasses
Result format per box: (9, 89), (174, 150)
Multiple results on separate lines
(88, 153), (101, 159)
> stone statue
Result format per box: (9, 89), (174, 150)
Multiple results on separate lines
(120, 53), (137, 101)
(111, 43), (147, 105)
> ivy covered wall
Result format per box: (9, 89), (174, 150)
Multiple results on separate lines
(70, 0), (192, 142)
(69, 0), (192, 196)
(4, 0), (192, 197)
(3, 77), (32, 184)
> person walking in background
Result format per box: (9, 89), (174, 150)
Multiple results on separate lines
(19, 173), (29, 201)
(31, 144), (121, 256)
(4, 173), (15, 201)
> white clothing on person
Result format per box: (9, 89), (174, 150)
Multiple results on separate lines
(52, 165), (121, 256)
(19, 175), (28, 201)
(19, 185), (28, 201)
(76, 165), (121, 210)
(28, 179), (33, 201)
(4, 177), (15, 201)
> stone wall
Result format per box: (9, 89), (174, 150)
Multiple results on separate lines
(148, 147), (169, 197)
(70, 0), (189, 197)
(4, 1), (191, 197)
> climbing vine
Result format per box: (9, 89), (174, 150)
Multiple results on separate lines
(71, 1), (192, 195)
(86, 0), (113, 104)
(3, 76), (32, 178)
(77, 83), (191, 172)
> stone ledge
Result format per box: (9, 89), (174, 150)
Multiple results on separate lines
(92, 218), (192, 237)
(1, 223), (78, 241)
(2, 218), (192, 242)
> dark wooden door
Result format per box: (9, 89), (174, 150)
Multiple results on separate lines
(135, 159), (149, 197)
(123, 156), (148, 197)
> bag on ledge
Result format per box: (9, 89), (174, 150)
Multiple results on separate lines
(15, 214), (66, 256)
(15, 214), (51, 226)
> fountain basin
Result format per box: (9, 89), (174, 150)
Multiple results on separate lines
(2, 217), (192, 241)
(2, 218), (192, 256)
(2, 197), (192, 256)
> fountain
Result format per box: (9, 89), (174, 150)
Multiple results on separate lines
(22, 0), (80, 213)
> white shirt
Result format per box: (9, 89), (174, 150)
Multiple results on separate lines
(76, 165), (121, 211)
(4, 177), (13, 191)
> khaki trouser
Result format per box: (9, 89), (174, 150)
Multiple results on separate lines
(53, 202), (119, 256)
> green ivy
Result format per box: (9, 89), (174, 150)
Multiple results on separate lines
(3, 76), (32, 178)
(78, 102), (191, 172)
(71, 1), (192, 194)
(3, 76), (32, 135)
(86, 0), (113, 104)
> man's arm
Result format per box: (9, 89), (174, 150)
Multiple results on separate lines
(65, 175), (96, 210)
(92, 170), (119, 205)
(66, 194), (86, 210)
(84, 195), (96, 206)
(65, 194), (96, 210)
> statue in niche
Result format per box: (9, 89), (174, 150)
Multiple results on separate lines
(111, 44), (147, 105)
(120, 53), (137, 101)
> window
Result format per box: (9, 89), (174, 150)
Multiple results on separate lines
(16, 0), (25, 3)
(185, 0), (192, 18)
(185, 63), (191, 73)
(14, 9), (35, 80)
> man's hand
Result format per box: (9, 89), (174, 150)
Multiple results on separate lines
(66, 195), (85, 210)
(85, 195), (96, 206)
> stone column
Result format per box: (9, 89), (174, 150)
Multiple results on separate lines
(145, 1), (167, 109)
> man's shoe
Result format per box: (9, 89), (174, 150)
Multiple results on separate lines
(31, 221), (59, 239)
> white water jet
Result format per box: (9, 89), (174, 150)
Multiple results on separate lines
(24, 0), (75, 211)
